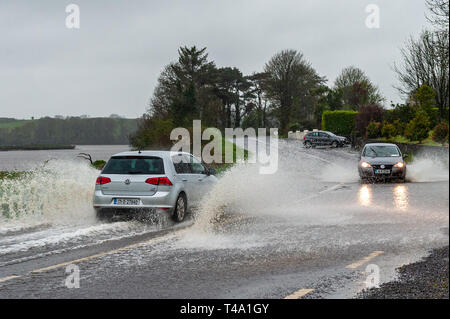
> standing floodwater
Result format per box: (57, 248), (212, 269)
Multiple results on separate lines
(0, 145), (130, 171)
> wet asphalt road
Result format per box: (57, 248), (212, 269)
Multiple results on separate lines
(0, 140), (448, 298)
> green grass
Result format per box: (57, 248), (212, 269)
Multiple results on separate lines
(205, 138), (250, 176)
(0, 120), (32, 130)
(0, 171), (27, 180)
(379, 134), (447, 147)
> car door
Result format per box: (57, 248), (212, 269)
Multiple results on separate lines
(310, 132), (319, 145)
(171, 154), (194, 203)
(187, 155), (213, 205)
(319, 132), (331, 145)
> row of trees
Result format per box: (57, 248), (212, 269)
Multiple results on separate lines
(131, 47), (384, 148)
(131, 0), (448, 149)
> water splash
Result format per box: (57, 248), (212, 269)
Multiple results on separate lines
(407, 156), (449, 182)
(0, 160), (98, 230)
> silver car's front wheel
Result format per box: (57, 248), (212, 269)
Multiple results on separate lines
(173, 194), (186, 222)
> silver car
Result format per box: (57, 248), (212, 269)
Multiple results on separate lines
(93, 151), (218, 221)
(358, 143), (407, 182)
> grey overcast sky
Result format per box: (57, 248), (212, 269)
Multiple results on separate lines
(0, 0), (429, 119)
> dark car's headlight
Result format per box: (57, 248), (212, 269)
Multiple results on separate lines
(394, 162), (405, 168)
(361, 162), (372, 168)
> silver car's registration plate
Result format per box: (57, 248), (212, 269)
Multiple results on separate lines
(375, 169), (390, 174)
(113, 198), (140, 205)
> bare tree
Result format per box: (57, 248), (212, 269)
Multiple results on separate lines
(393, 30), (449, 118)
(264, 49), (325, 134)
(426, 0), (449, 32)
(334, 66), (384, 110)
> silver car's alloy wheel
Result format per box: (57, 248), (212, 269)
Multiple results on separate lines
(175, 195), (186, 222)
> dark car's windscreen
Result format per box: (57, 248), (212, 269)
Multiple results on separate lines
(102, 156), (165, 174)
(364, 146), (401, 157)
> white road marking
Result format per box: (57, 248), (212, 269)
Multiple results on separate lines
(0, 275), (22, 283)
(346, 251), (384, 269)
(0, 234), (175, 285)
(31, 235), (172, 274)
(284, 288), (314, 299)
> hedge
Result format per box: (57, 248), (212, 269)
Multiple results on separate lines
(322, 110), (357, 136)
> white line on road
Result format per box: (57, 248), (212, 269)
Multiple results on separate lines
(0, 234), (176, 285)
(346, 251), (384, 269)
(284, 288), (314, 299)
(31, 235), (173, 274)
(0, 275), (22, 283)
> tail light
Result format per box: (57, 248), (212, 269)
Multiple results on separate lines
(145, 177), (173, 186)
(145, 177), (159, 185)
(96, 176), (111, 185)
(303, 136), (306, 140)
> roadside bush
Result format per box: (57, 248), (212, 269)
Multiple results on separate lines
(366, 121), (382, 138)
(321, 110), (357, 136)
(129, 116), (174, 149)
(429, 108), (440, 129)
(288, 122), (300, 132)
(92, 160), (106, 170)
(404, 110), (431, 143)
(392, 119), (405, 136)
(298, 119), (317, 131)
(432, 122), (449, 145)
(384, 104), (415, 131)
(355, 104), (384, 136)
(381, 123), (397, 139)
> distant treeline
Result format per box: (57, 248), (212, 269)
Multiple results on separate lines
(0, 144), (75, 151)
(0, 117), (138, 145)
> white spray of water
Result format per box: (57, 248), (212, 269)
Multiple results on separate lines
(407, 156), (449, 182)
(0, 160), (99, 231)
(190, 149), (350, 235)
(319, 162), (360, 183)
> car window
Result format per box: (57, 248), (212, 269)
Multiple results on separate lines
(319, 132), (329, 138)
(312, 132), (319, 137)
(363, 145), (401, 157)
(188, 155), (206, 174)
(171, 155), (192, 174)
(102, 156), (164, 174)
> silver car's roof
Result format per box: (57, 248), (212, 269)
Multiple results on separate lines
(363, 143), (399, 147)
(111, 151), (192, 158)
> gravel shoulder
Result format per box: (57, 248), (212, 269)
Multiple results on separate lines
(359, 246), (449, 299)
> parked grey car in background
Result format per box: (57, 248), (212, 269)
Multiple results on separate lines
(93, 151), (218, 221)
(303, 131), (348, 148)
(358, 143), (407, 182)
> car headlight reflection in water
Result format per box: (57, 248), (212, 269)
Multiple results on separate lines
(393, 185), (408, 211)
(358, 185), (372, 206)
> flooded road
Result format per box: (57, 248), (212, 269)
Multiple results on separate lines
(0, 140), (448, 298)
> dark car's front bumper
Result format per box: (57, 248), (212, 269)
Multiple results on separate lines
(359, 165), (406, 180)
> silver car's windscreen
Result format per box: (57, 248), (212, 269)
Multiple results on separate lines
(363, 146), (401, 157)
(102, 156), (165, 174)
